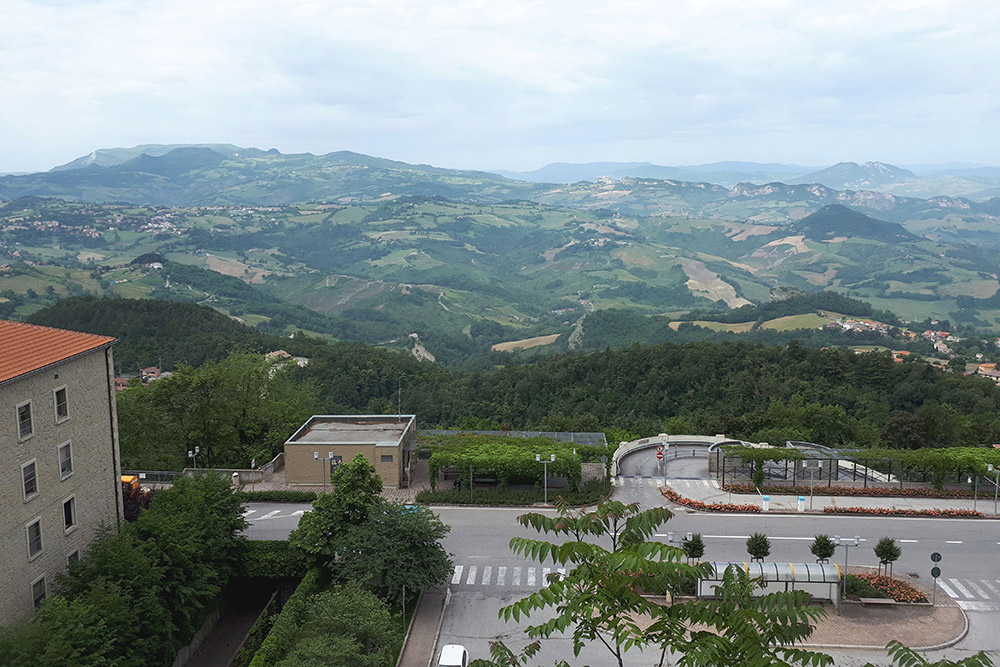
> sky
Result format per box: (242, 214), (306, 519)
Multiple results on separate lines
(1, 0), (998, 174)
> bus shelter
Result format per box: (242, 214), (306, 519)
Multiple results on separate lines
(697, 561), (842, 609)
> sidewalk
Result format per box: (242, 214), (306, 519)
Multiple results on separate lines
(398, 585), (448, 667)
(668, 480), (999, 515)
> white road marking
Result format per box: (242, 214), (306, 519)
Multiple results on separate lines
(452, 566), (464, 585)
(982, 580), (1000, 597)
(937, 579), (957, 598)
(527, 568), (536, 586)
(965, 580), (990, 599)
(557, 567), (566, 578)
(542, 567), (551, 583)
(900, 539), (918, 543)
(946, 540), (963, 544)
(292, 510), (305, 516)
(513, 567), (522, 586)
(466, 566), (478, 585)
(949, 579), (974, 598)
(481, 566), (492, 585)
(258, 510), (281, 520)
(958, 600), (1000, 611)
(243, 509), (257, 516)
(496, 566), (506, 587)
(656, 480), (664, 487)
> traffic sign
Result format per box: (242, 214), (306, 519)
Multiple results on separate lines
(657, 444), (664, 453)
(931, 552), (942, 563)
(931, 566), (941, 578)
(656, 450), (664, 460)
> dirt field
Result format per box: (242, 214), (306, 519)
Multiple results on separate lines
(492, 333), (561, 352)
(677, 258), (752, 309)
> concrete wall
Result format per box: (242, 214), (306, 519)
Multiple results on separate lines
(0, 347), (122, 624)
(285, 443), (403, 489)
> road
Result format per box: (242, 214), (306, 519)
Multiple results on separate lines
(242, 444), (1000, 664)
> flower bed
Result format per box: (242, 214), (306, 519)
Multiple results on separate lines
(722, 483), (976, 499)
(661, 488), (760, 513)
(822, 506), (983, 517)
(846, 574), (928, 603)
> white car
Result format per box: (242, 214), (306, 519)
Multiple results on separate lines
(437, 644), (469, 667)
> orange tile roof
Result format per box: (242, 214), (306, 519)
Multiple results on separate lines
(0, 320), (116, 385)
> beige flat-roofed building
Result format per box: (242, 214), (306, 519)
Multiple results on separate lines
(0, 320), (123, 625)
(284, 415), (416, 489)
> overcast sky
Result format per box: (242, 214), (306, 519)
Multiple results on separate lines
(1, 0), (998, 173)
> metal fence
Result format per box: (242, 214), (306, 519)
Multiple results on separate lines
(419, 430), (608, 446)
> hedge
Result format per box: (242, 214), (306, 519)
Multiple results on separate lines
(416, 479), (611, 506)
(822, 507), (983, 517)
(248, 568), (325, 667)
(238, 540), (309, 579)
(236, 490), (318, 503)
(722, 483), (979, 499)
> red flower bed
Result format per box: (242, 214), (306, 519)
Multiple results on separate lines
(723, 483), (976, 499)
(852, 574), (928, 603)
(822, 506), (983, 517)
(661, 488), (760, 513)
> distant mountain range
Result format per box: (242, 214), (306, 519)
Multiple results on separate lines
(2, 145), (999, 228)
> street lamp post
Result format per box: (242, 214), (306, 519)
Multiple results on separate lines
(989, 464), (999, 515)
(834, 535), (861, 601)
(536, 453), (555, 504)
(314, 451), (333, 494)
(187, 446), (200, 469)
(968, 474), (979, 513)
(804, 460), (819, 510)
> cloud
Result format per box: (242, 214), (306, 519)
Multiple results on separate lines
(1, 0), (998, 172)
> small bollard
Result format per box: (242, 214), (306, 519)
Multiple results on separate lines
(797, 496), (805, 512)
(762, 495), (770, 512)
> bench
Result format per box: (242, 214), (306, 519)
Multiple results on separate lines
(858, 597), (895, 605)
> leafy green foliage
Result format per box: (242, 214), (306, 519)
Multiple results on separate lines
(874, 537), (903, 577)
(289, 454), (452, 603)
(238, 541), (308, 579)
(0, 474), (246, 667)
(809, 535), (836, 562)
(427, 437), (581, 491)
(274, 583), (400, 667)
(674, 566), (833, 667)
(869, 640), (995, 667)
(235, 490), (318, 503)
(415, 479), (611, 506)
(746, 533), (771, 561)
(117, 350), (318, 469)
(500, 500), (710, 667)
(248, 569), (324, 667)
(681, 533), (705, 561)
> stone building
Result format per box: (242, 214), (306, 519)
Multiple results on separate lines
(284, 415), (416, 489)
(0, 320), (123, 624)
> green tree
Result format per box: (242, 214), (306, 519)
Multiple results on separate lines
(675, 565), (833, 667)
(275, 583), (398, 667)
(746, 532), (771, 561)
(117, 351), (318, 469)
(681, 533), (705, 562)
(868, 640), (995, 667)
(500, 500), (710, 667)
(289, 454), (452, 603)
(874, 537), (902, 577)
(809, 535), (836, 563)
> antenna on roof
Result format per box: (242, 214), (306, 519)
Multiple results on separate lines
(397, 377), (401, 421)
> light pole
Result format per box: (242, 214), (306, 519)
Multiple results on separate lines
(989, 464), (999, 515)
(187, 446), (200, 469)
(536, 453), (555, 504)
(834, 535), (861, 600)
(314, 451), (333, 494)
(804, 460), (819, 510)
(968, 474), (979, 513)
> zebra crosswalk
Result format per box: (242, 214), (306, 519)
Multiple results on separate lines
(611, 477), (718, 489)
(937, 578), (1000, 611)
(450, 564), (567, 589)
(243, 508), (306, 520)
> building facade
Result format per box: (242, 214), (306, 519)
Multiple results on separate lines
(0, 320), (123, 625)
(284, 415), (416, 489)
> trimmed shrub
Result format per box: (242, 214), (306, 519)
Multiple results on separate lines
(236, 490), (318, 503)
(415, 479), (611, 506)
(239, 541), (308, 579)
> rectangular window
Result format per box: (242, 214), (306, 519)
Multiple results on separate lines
(54, 387), (68, 421)
(67, 550), (80, 565)
(22, 460), (38, 501)
(58, 441), (73, 479)
(26, 519), (43, 560)
(17, 401), (33, 440)
(63, 497), (76, 532)
(31, 576), (46, 608)
(380, 455), (394, 463)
